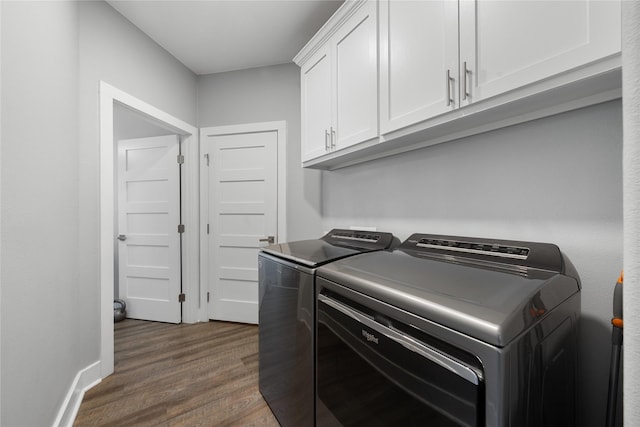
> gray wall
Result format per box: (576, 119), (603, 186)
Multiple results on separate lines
(322, 100), (623, 426)
(1, 1), (198, 424)
(197, 64), (323, 240)
(1, 2), (81, 425)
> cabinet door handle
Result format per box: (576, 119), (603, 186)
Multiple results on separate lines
(325, 129), (330, 151)
(330, 127), (336, 149)
(446, 69), (454, 107)
(259, 236), (275, 244)
(462, 61), (470, 101)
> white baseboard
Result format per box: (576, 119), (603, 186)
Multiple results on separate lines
(52, 361), (102, 427)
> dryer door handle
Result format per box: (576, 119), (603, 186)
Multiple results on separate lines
(318, 293), (481, 385)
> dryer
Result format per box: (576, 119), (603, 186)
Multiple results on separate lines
(315, 233), (581, 426)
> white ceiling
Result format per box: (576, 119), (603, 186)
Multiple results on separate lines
(107, 0), (344, 75)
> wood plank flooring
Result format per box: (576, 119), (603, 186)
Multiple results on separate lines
(74, 319), (280, 426)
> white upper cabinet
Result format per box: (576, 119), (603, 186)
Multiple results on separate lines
(332, 1), (378, 150)
(298, 0), (378, 163)
(459, 0), (621, 105)
(379, 0), (459, 134)
(380, 0), (621, 135)
(297, 0), (621, 169)
(301, 46), (332, 162)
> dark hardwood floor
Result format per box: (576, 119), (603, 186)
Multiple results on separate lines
(74, 319), (279, 426)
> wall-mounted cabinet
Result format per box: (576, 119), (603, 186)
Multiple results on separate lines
(300, 0), (377, 162)
(379, 0), (459, 134)
(459, 0), (621, 106)
(300, 46), (332, 161)
(296, 0), (622, 169)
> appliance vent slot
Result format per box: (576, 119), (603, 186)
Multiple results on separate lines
(416, 238), (530, 259)
(331, 232), (380, 243)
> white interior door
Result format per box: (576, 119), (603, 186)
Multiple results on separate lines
(117, 135), (182, 323)
(203, 125), (279, 324)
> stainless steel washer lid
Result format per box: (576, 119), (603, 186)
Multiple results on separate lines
(261, 240), (363, 268)
(316, 249), (580, 347)
(261, 229), (397, 268)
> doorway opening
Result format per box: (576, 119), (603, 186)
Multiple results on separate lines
(99, 82), (202, 379)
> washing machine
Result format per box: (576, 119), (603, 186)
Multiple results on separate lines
(258, 229), (398, 427)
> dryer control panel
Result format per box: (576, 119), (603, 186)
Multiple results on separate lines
(401, 233), (571, 275)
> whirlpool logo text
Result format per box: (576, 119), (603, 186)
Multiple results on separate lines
(362, 329), (379, 344)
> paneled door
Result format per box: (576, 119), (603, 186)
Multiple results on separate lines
(117, 135), (182, 324)
(202, 123), (281, 324)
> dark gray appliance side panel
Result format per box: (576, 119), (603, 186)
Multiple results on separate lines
(507, 292), (581, 427)
(258, 253), (314, 427)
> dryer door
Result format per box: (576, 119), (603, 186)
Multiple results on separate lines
(316, 284), (484, 426)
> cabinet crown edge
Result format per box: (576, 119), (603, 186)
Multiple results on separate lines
(293, 0), (369, 67)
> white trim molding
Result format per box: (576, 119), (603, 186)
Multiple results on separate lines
(622, 1), (640, 425)
(99, 81), (201, 379)
(52, 361), (101, 427)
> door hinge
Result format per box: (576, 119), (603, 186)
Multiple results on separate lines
(178, 293), (186, 303)
(178, 224), (185, 234)
(207, 292), (210, 303)
(204, 153), (210, 166)
(177, 154), (185, 164)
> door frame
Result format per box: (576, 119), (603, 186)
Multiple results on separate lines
(199, 121), (287, 320)
(99, 81), (201, 379)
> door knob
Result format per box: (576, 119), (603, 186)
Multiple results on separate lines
(117, 235), (127, 241)
(259, 236), (275, 244)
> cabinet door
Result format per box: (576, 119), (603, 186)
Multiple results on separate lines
(301, 46), (332, 162)
(332, 0), (378, 150)
(459, 0), (621, 105)
(379, 0), (459, 134)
